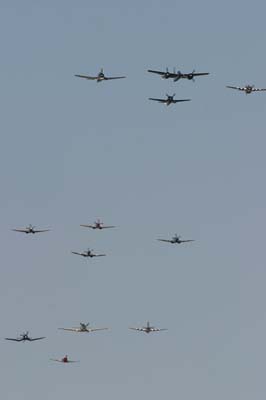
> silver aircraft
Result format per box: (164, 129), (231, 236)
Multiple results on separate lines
(50, 355), (79, 363)
(157, 234), (195, 244)
(226, 84), (266, 94)
(149, 94), (191, 106)
(12, 224), (50, 234)
(129, 321), (167, 334)
(5, 331), (45, 342)
(71, 248), (106, 258)
(148, 68), (209, 82)
(75, 68), (126, 82)
(80, 219), (115, 230)
(58, 322), (109, 333)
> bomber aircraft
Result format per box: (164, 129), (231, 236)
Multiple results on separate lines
(71, 248), (106, 258)
(226, 84), (266, 94)
(148, 68), (209, 82)
(80, 219), (115, 230)
(149, 94), (191, 106)
(75, 68), (126, 82)
(129, 321), (167, 334)
(12, 224), (50, 234)
(5, 331), (45, 342)
(157, 234), (194, 244)
(58, 322), (108, 333)
(50, 355), (79, 363)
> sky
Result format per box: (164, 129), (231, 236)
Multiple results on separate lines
(1, 0), (266, 399)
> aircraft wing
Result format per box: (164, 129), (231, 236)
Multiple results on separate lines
(12, 229), (28, 233)
(80, 224), (95, 229)
(185, 72), (209, 77)
(129, 327), (145, 332)
(75, 74), (97, 80)
(172, 99), (191, 103)
(33, 229), (50, 233)
(88, 327), (109, 332)
(150, 328), (168, 332)
(29, 337), (46, 341)
(226, 85), (245, 91)
(101, 225), (116, 229)
(71, 251), (83, 256)
(58, 328), (81, 332)
(252, 88), (266, 91)
(94, 254), (106, 257)
(147, 69), (166, 75)
(105, 76), (126, 80)
(149, 98), (167, 103)
(5, 337), (23, 342)
(179, 239), (195, 243)
(157, 239), (173, 243)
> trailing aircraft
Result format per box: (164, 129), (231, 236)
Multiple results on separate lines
(80, 219), (115, 230)
(50, 355), (79, 363)
(226, 84), (266, 94)
(75, 68), (126, 82)
(129, 321), (167, 334)
(157, 234), (194, 244)
(149, 94), (191, 106)
(71, 248), (106, 258)
(58, 322), (108, 333)
(5, 331), (45, 342)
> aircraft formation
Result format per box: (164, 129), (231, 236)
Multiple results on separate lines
(8, 216), (192, 362)
(7, 65), (266, 367)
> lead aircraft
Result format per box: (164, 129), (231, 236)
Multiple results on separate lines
(149, 94), (191, 106)
(5, 331), (45, 342)
(226, 84), (266, 94)
(71, 248), (106, 258)
(58, 322), (108, 333)
(129, 321), (167, 334)
(157, 234), (194, 244)
(80, 219), (115, 230)
(75, 68), (126, 82)
(148, 68), (209, 82)
(12, 224), (50, 234)
(50, 355), (79, 363)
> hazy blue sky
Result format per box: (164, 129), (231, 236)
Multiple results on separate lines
(1, 1), (266, 399)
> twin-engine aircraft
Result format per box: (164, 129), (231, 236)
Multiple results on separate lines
(71, 248), (106, 258)
(157, 234), (194, 244)
(5, 331), (45, 342)
(149, 94), (191, 106)
(75, 68), (126, 82)
(80, 219), (115, 230)
(129, 321), (167, 334)
(58, 322), (108, 333)
(50, 355), (79, 363)
(12, 224), (50, 234)
(226, 84), (266, 94)
(148, 68), (209, 82)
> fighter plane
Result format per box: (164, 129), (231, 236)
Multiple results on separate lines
(149, 94), (191, 106)
(50, 355), (79, 363)
(148, 68), (209, 82)
(71, 248), (106, 258)
(58, 322), (109, 333)
(157, 234), (195, 244)
(226, 84), (266, 94)
(5, 331), (45, 342)
(80, 219), (115, 230)
(12, 224), (50, 234)
(129, 321), (167, 334)
(75, 68), (126, 82)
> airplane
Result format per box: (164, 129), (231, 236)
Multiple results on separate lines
(12, 224), (50, 234)
(58, 322), (109, 333)
(148, 68), (209, 82)
(226, 84), (266, 94)
(157, 234), (195, 244)
(75, 68), (126, 82)
(129, 321), (167, 334)
(71, 248), (106, 258)
(5, 331), (45, 342)
(50, 355), (79, 363)
(80, 219), (115, 230)
(149, 94), (191, 106)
